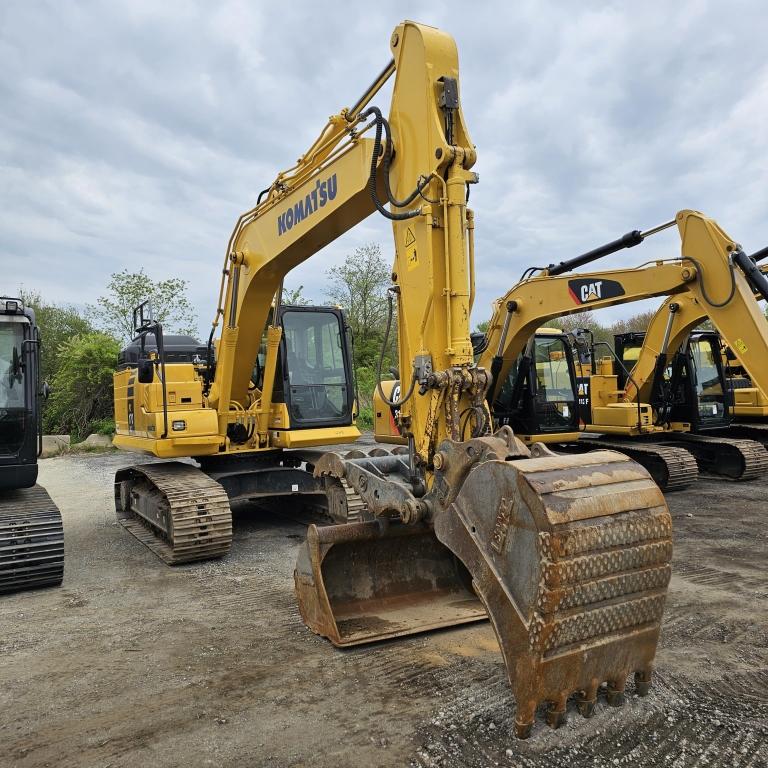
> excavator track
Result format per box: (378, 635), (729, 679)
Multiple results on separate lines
(0, 484), (64, 594)
(114, 462), (232, 565)
(669, 434), (768, 480)
(556, 438), (699, 491)
(719, 421), (768, 446)
(324, 477), (368, 524)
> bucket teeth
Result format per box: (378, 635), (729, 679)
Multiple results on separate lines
(576, 681), (599, 718)
(634, 669), (652, 697)
(545, 701), (567, 729)
(606, 679), (627, 707)
(514, 720), (534, 740)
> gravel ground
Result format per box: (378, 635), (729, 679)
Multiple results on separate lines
(1, 444), (766, 768)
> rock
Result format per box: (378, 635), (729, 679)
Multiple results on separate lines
(40, 435), (70, 458)
(77, 433), (113, 448)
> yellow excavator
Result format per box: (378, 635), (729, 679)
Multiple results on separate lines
(115, 21), (674, 737)
(378, 223), (768, 489)
(597, 258), (768, 451)
(719, 246), (768, 425)
(474, 222), (768, 489)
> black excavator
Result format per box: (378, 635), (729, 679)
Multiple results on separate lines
(0, 297), (64, 594)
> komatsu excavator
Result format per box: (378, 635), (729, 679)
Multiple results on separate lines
(478, 223), (768, 490)
(115, 21), (674, 737)
(0, 297), (64, 594)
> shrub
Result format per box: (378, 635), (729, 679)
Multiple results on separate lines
(45, 332), (120, 441)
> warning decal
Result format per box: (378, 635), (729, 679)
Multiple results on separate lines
(405, 227), (418, 271)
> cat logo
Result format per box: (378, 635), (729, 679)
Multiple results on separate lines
(581, 281), (602, 302)
(568, 277), (626, 305)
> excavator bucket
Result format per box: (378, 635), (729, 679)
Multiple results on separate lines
(434, 449), (672, 737)
(294, 520), (487, 646)
(296, 437), (671, 736)
(298, 442), (671, 736)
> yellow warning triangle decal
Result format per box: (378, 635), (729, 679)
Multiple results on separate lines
(404, 228), (416, 247)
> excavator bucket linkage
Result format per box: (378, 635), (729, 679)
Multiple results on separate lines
(296, 430), (672, 737)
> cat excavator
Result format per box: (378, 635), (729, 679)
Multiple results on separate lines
(478, 222), (768, 489)
(114, 21), (674, 737)
(0, 297), (64, 594)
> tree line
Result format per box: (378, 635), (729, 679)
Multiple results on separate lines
(24, 243), (673, 440)
(22, 270), (197, 440)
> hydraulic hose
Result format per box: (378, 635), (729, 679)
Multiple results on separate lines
(376, 290), (416, 408)
(684, 256), (737, 308)
(359, 106), (430, 221)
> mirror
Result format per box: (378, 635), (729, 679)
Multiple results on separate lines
(138, 359), (154, 384)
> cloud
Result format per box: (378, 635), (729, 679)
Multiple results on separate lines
(1, 1), (767, 333)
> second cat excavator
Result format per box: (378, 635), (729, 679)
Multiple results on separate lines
(114, 22), (674, 737)
(599, 252), (768, 457)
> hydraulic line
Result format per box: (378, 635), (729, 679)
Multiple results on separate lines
(359, 106), (432, 221)
(376, 290), (416, 408)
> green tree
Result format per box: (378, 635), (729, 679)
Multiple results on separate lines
(282, 284), (312, 306)
(19, 290), (93, 384)
(326, 243), (391, 368)
(88, 269), (198, 342)
(609, 309), (657, 337)
(44, 332), (120, 439)
(326, 244), (394, 430)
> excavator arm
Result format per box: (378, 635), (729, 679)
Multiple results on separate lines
(203, 22), (482, 459)
(292, 22), (675, 739)
(480, 210), (768, 407)
(620, 248), (768, 405)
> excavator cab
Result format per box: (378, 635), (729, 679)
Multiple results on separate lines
(267, 306), (355, 430)
(493, 331), (580, 438)
(0, 302), (38, 490)
(615, 330), (731, 430)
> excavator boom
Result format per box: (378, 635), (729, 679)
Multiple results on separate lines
(292, 21), (673, 738)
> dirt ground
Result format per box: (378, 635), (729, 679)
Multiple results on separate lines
(1, 444), (766, 768)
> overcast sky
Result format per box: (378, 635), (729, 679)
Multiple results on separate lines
(2, 1), (767, 337)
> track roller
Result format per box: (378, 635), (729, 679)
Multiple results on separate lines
(669, 434), (768, 480)
(556, 438), (699, 491)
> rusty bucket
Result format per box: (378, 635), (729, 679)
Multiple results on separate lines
(434, 449), (673, 737)
(294, 520), (487, 646)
